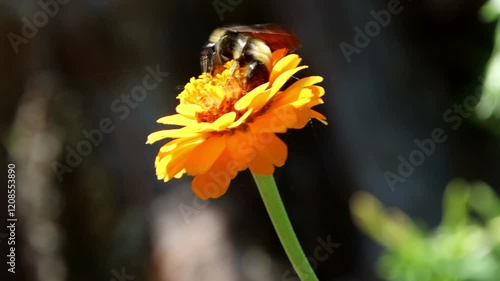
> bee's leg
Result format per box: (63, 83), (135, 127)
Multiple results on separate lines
(200, 55), (208, 73)
(229, 35), (249, 76)
(229, 60), (239, 76)
(200, 44), (215, 73)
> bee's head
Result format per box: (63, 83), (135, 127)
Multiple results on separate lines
(200, 28), (230, 74)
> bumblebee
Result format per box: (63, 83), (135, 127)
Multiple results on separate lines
(200, 24), (301, 91)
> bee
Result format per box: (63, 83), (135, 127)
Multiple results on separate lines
(200, 24), (301, 91)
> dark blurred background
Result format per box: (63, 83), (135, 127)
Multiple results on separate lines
(1, 0), (499, 280)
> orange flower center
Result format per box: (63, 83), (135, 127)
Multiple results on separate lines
(177, 61), (249, 123)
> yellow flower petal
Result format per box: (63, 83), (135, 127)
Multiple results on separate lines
(224, 131), (253, 169)
(146, 129), (199, 144)
(210, 112), (237, 131)
(228, 109), (253, 129)
(307, 97), (324, 108)
(184, 134), (225, 175)
(248, 151), (275, 175)
(270, 48), (288, 68)
(176, 103), (202, 117)
(305, 86), (325, 107)
(291, 108), (312, 129)
(156, 138), (203, 181)
(181, 123), (213, 133)
(155, 154), (171, 179)
(246, 89), (275, 112)
(246, 68), (313, 111)
(157, 114), (196, 126)
(271, 86), (302, 108)
(233, 83), (270, 111)
(269, 54), (302, 83)
(310, 85), (325, 98)
(192, 172), (230, 200)
(250, 104), (299, 133)
(244, 130), (287, 174)
(272, 65), (308, 92)
(159, 136), (203, 153)
(191, 151), (236, 199)
(311, 110), (328, 125)
(288, 76), (324, 92)
(290, 89), (314, 108)
(174, 169), (186, 179)
(262, 133), (287, 167)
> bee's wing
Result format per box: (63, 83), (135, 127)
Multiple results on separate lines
(222, 24), (302, 52)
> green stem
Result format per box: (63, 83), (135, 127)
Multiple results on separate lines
(251, 173), (319, 281)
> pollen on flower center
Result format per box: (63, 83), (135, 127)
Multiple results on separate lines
(177, 61), (248, 123)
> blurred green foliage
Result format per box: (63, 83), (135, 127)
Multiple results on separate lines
(348, 4), (500, 279)
(350, 179), (500, 281)
(476, 0), (500, 133)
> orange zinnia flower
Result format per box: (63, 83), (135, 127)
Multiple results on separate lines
(147, 49), (326, 199)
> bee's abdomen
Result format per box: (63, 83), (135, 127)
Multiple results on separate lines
(243, 61), (269, 92)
